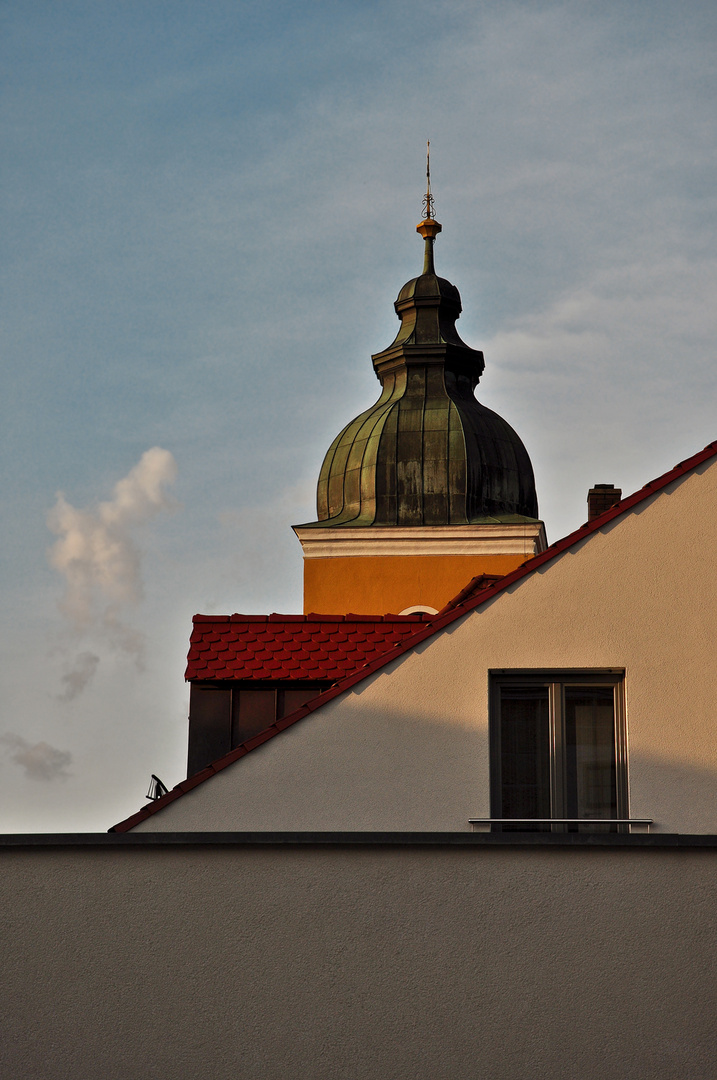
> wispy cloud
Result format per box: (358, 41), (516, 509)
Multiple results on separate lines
(0, 733), (72, 782)
(47, 447), (178, 682)
(57, 651), (100, 702)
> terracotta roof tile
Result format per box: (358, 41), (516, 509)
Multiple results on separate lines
(184, 611), (432, 682)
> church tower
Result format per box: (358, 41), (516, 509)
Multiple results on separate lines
(295, 160), (545, 615)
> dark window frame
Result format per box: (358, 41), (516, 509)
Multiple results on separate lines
(489, 669), (628, 833)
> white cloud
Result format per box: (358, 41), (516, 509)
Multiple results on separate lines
(0, 733), (72, 782)
(47, 447), (178, 675)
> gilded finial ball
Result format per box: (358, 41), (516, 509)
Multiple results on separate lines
(416, 218), (442, 240)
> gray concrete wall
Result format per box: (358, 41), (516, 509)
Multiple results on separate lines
(2, 839), (716, 1079)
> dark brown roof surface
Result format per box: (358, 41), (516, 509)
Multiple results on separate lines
(111, 439), (717, 833)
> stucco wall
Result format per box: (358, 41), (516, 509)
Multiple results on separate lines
(136, 459), (717, 833)
(2, 841), (716, 1080)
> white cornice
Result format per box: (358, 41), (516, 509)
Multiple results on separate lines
(293, 522), (547, 558)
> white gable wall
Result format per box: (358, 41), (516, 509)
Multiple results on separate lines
(135, 458), (717, 832)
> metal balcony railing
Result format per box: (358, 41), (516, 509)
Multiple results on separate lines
(469, 818), (653, 833)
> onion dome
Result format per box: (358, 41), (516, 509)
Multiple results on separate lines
(308, 176), (539, 528)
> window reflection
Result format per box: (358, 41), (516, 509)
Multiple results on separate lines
(500, 686), (551, 830)
(493, 674), (624, 833)
(564, 687), (616, 831)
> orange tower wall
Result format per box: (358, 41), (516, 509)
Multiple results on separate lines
(303, 553), (527, 615)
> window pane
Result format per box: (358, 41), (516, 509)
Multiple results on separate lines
(500, 686), (551, 829)
(280, 689), (322, 718)
(564, 686), (616, 831)
(187, 686), (232, 775)
(232, 690), (277, 747)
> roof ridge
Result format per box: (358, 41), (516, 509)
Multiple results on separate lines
(438, 573), (506, 615)
(111, 439), (717, 833)
(192, 612), (431, 625)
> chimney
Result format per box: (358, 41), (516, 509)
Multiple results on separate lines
(587, 484), (621, 522)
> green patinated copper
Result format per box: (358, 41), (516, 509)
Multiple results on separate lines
(305, 219), (539, 528)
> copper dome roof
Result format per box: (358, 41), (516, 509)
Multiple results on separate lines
(306, 216), (539, 528)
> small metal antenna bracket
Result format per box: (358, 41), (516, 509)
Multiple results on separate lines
(146, 774), (169, 801)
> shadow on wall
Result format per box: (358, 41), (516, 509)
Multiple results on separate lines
(138, 687), (717, 833)
(257, 697), (717, 834)
(628, 752), (717, 833)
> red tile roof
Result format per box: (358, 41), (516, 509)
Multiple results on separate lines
(186, 613), (436, 683)
(437, 574), (505, 614)
(111, 439), (717, 833)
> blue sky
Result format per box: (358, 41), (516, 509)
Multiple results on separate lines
(2, 0), (716, 830)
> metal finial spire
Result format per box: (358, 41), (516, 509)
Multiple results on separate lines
(417, 140), (441, 273)
(422, 140), (436, 221)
